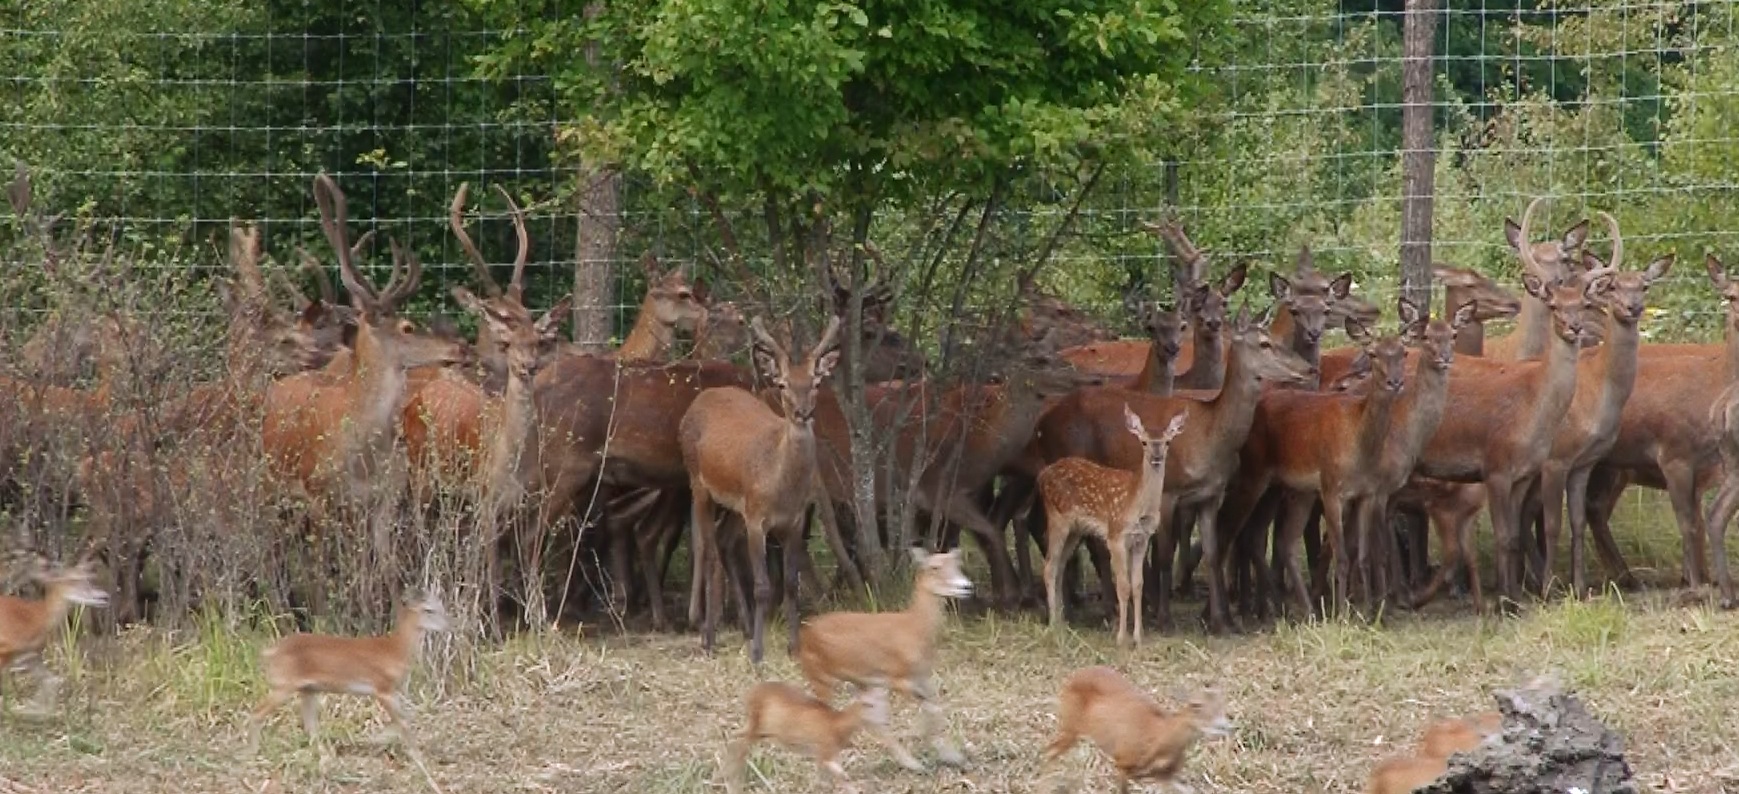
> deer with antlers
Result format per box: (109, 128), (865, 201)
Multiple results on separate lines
(0, 556), (109, 713)
(1038, 408), (1187, 645)
(682, 315), (842, 663)
(261, 173), (469, 607)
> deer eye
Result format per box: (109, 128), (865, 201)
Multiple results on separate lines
(676, 289), (693, 300)
(397, 320), (415, 334)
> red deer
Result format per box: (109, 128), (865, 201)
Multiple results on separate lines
(683, 316), (841, 663)
(0, 557), (109, 713)
(722, 683), (888, 794)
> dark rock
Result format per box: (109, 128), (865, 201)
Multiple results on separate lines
(1419, 677), (1636, 794)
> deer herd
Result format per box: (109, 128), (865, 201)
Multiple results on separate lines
(0, 172), (1728, 791)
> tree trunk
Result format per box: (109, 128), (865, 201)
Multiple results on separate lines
(571, 1), (619, 350)
(1397, 0), (1439, 589)
(573, 166), (620, 350)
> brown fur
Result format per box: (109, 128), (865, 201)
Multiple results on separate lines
(1028, 307), (1315, 633)
(682, 316), (841, 663)
(0, 560), (108, 710)
(1482, 209), (1592, 360)
(1039, 666), (1231, 794)
(245, 594), (449, 754)
(796, 548), (973, 772)
(723, 682), (887, 794)
(1366, 711), (1503, 794)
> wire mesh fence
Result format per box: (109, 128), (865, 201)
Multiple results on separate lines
(4, 1), (1736, 343)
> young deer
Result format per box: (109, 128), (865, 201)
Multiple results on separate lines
(1038, 407), (1187, 645)
(723, 682), (888, 794)
(682, 315), (842, 664)
(0, 559), (109, 711)
(1366, 711), (1503, 794)
(796, 547), (973, 772)
(245, 593), (450, 755)
(1039, 667), (1232, 794)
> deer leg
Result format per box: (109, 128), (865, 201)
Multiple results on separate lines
(1191, 497), (1233, 634)
(298, 693), (322, 740)
(1153, 508), (1182, 635)
(1129, 532), (1153, 647)
(245, 687), (293, 755)
(1584, 466), (1637, 588)
(1275, 493), (1315, 619)
(745, 518), (773, 666)
(782, 526), (804, 658)
(692, 488), (721, 655)
(1110, 536), (1133, 647)
(938, 490), (1018, 609)
(1482, 477), (1523, 608)
(723, 733), (753, 794)
(1043, 521), (1072, 629)
(1565, 465), (1596, 598)
(1662, 460), (1708, 589)
(910, 676), (965, 768)
(1705, 473), (1739, 609)
(1319, 494), (1351, 616)
(1532, 465), (1567, 599)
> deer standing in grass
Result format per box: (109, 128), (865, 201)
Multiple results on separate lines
(261, 174), (469, 608)
(245, 593), (449, 759)
(723, 682), (888, 794)
(1038, 408), (1187, 645)
(796, 547), (973, 772)
(1038, 667), (1231, 794)
(0, 558), (108, 712)
(682, 315), (842, 664)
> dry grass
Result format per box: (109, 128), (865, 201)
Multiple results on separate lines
(3, 489), (1739, 794)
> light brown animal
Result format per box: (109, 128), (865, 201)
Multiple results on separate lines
(723, 682), (888, 794)
(245, 593), (449, 755)
(1366, 711), (1503, 794)
(1039, 667), (1232, 794)
(0, 558), (109, 711)
(1483, 209), (1591, 360)
(796, 547), (973, 772)
(1038, 408), (1187, 645)
(683, 316), (842, 664)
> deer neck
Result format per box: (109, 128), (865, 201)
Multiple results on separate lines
(1134, 345), (1174, 395)
(1198, 343), (1270, 462)
(391, 608), (426, 662)
(1131, 455), (1169, 516)
(1353, 380), (1401, 465)
(1526, 329), (1582, 441)
(1514, 298), (1550, 359)
(1190, 327), (1225, 385)
(1589, 312), (1641, 434)
(1726, 318), (1739, 382)
(617, 311), (677, 363)
(341, 327), (410, 465)
(1389, 353), (1452, 476)
(904, 578), (948, 640)
(484, 370), (539, 504)
(33, 586), (75, 639)
(1444, 288), (1486, 355)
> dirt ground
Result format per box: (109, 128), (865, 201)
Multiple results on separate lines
(2, 494), (1735, 794)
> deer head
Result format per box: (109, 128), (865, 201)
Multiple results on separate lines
(1350, 303), (1413, 394)
(312, 172), (468, 371)
(1506, 200), (1590, 283)
(1582, 244), (1672, 327)
(453, 286), (572, 384)
(1431, 264), (1523, 321)
(1184, 688), (1233, 739)
(1226, 304), (1314, 387)
(909, 547), (973, 599)
(1516, 198), (1618, 345)
(1183, 263), (1248, 335)
(1123, 404), (1187, 470)
(1141, 302), (1185, 359)
(408, 592), (450, 633)
(639, 253), (709, 335)
(1268, 245), (1352, 348)
(1705, 254), (1739, 334)
(750, 315), (842, 426)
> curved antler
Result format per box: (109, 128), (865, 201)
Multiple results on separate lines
(1594, 210), (1623, 273)
(1514, 196), (1547, 278)
(313, 171), (377, 310)
(492, 184), (531, 301)
(380, 237), (424, 311)
(449, 182), (502, 298)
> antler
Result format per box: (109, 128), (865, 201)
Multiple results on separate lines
(1594, 210), (1623, 273)
(313, 171), (378, 310)
(492, 184), (531, 301)
(228, 221), (269, 310)
(380, 237), (424, 311)
(448, 182), (501, 297)
(1294, 243), (1315, 275)
(1514, 196), (1547, 278)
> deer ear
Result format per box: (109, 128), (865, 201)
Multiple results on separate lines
(1344, 316), (1372, 346)
(1221, 263), (1248, 297)
(1562, 218), (1590, 251)
(1708, 254), (1728, 289)
(1521, 273), (1550, 301)
(537, 295), (574, 339)
(1504, 217), (1524, 251)
(1643, 254), (1675, 285)
(1396, 297), (1422, 328)
(1267, 271), (1292, 301)
(1328, 272), (1354, 300)
(908, 546), (929, 567)
(1164, 411), (1187, 441)
(1452, 300), (1477, 331)
(1122, 404), (1145, 438)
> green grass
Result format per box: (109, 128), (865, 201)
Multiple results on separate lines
(0, 488), (1735, 793)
